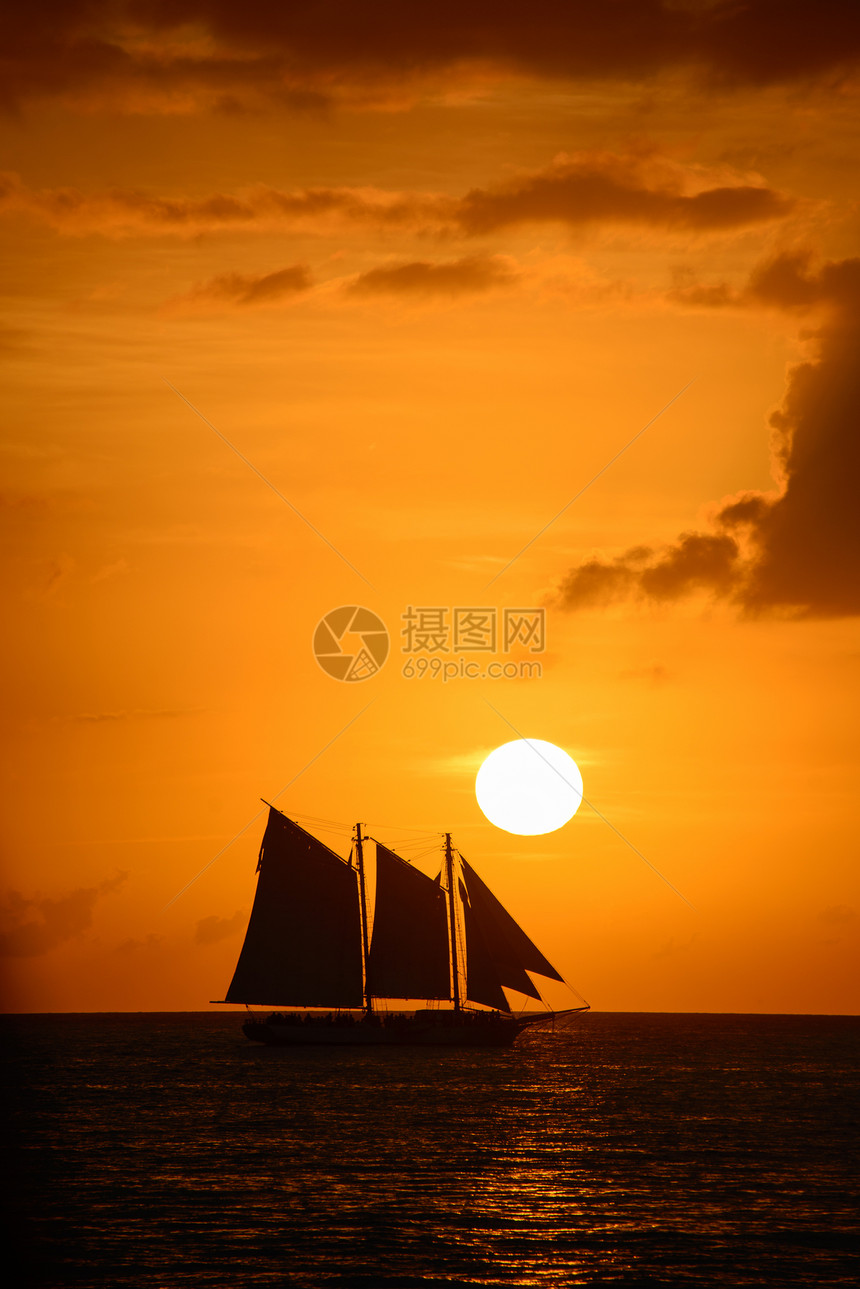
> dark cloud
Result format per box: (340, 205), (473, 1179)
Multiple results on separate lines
(195, 911), (245, 945)
(748, 251), (860, 311)
(456, 157), (792, 235)
(0, 156), (790, 241)
(114, 933), (163, 954)
(671, 250), (860, 314)
(559, 534), (740, 608)
(346, 255), (519, 298)
(0, 872), (127, 957)
(2, 2), (858, 113)
(179, 264), (312, 307)
(0, 170), (439, 236)
(555, 254), (860, 618)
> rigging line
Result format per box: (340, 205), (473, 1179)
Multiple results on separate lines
(365, 821), (480, 835)
(481, 697), (696, 911)
(408, 846), (446, 864)
(296, 826), (353, 838)
(379, 842), (440, 863)
(362, 820), (447, 833)
(290, 813), (354, 827)
(291, 811), (356, 827)
(561, 982), (591, 1008)
(161, 702), (374, 910)
(304, 826), (354, 835)
(162, 377), (375, 589)
(365, 837), (441, 865)
(380, 835), (443, 847)
(365, 836), (411, 863)
(386, 845), (443, 855)
(483, 378), (696, 589)
(290, 820), (354, 837)
(290, 814), (352, 828)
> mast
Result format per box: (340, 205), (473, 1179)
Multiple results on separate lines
(354, 823), (373, 1013)
(444, 832), (461, 1012)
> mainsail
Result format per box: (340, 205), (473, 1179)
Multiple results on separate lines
(225, 811), (364, 1006)
(366, 843), (450, 1000)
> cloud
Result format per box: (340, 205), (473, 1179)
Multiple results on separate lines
(559, 533), (741, 608)
(0, 872), (127, 957)
(346, 255), (520, 298)
(170, 253), (522, 309)
(3, 2), (859, 114)
(195, 911), (246, 946)
(113, 933), (163, 954)
(455, 153), (792, 236)
(669, 250), (860, 313)
(0, 170), (437, 238)
(555, 253), (860, 618)
(748, 251), (860, 311)
(0, 154), (791, 242)
(174, 263), (313, 309)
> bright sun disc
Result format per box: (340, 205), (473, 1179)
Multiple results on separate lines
(475, 739), (583, 835)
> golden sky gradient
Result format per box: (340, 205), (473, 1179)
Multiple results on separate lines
(2, 1), (859, 1014)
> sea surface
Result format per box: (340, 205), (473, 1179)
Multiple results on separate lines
(2, 1012), (858, 1287)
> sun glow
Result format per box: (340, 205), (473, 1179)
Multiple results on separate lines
(475, 739), (583, 836)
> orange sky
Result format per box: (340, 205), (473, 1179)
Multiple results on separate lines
(2, 1), (859, 1014)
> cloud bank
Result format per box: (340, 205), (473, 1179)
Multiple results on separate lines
(555, 254), (860, 618)
(0, 154), (792, 241)
(3, 2), (858, 114)
(0, 872), (128, 957)
(455, 154), (792, 236)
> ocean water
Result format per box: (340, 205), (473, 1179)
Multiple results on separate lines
(2, 1012), (858, 1287)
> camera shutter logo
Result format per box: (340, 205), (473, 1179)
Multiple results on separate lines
(313, 606), (389, 682)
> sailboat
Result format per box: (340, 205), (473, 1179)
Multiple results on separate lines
(216, 803), (589, 1047)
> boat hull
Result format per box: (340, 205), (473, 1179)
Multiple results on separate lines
(241, 1010), (525, 1048)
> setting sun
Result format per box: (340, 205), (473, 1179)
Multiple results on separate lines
(476, 739), (584, 835)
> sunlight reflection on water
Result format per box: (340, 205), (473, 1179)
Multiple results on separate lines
(3, 1012), (858, 1287)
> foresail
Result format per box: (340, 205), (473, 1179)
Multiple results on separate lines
(367, 844), (451, 1000)
(460, 856), (563, 1007)
(225, 808), (363, 1007)
(460, 880), (510, 1011)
